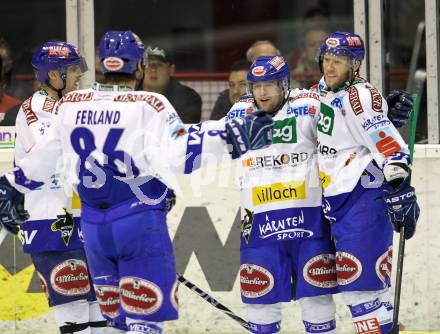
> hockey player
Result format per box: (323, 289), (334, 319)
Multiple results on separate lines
(0, 31), (272, 334)
(225, 55), (337, 334)
(314, 32), (420, 334)
(225, 55), (413, 334)
(12, 41), (117, 334)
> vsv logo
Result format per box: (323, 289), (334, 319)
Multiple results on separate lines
(19, 230), (38, 245)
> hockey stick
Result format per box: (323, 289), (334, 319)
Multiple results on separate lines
(387, 94), (420, 334)
(176, 273), (250, 331)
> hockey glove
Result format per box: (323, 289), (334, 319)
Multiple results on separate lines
(0, 176), (29, 235)
(225, 110), (273, 159)
(386, 89), (413, 129)
(383, 176), (420, 240)
(165, 189), (176, 213)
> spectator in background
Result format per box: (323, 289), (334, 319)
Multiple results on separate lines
(210, 59), (251, 120)
(301, 6), (330, 30)
(289, 25), (329, 88)
(143, 46), (202, 123)
(0, 38), (23, 126)
(246, 40), (280, 63)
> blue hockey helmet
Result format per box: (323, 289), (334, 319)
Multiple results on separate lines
(31, 41), (86, 83)
(317, 32), (365, 71)
(247, 55), (291, 96)
(99, 31), (146, 75)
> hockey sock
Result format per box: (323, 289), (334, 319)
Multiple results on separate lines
(88, 300), (107, 333)
(126, 318), (163, 334)
(248, 321), (281, 334)
(349, 299), (393, 334)
(247, 303), (282, 334)
(106, 317), (128, 333)
(299, 295), (336, 334)
(54, 299), (91, 334)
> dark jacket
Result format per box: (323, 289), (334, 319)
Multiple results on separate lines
(163, 78), (202, 124)
(210, 89), (232, 120)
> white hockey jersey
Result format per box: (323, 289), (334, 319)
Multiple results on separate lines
(7, 84), (230, 212)
(226, 90), (325, 246)
(313, 77), (410, 199)
(14, 90), (83, 253)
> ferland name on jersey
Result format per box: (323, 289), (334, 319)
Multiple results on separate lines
(75, 110), (121, 125)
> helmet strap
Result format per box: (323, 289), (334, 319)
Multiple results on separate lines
(45, 69), (67, 100)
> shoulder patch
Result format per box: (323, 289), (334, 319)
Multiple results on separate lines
(290, 91), (320, 103)
(21, 96), (38, 125)
(114, 93), (165, 112)
(365, 84), (382, 112)
(346, 86), (364, 115)
(42, 97), (56, 113)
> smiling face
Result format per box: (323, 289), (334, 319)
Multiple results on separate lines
(251, 80), (283, 112)
(322, 53), (360, 90)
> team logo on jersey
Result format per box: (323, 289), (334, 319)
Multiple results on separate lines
(95, 285), (121, 318)
(335, 252), (362, 285)
(50, 259), (90, 296)
(273, 118), (297, 143)
(241, 208), (254, 244)
(120, 277), (163, 315)
(251, 66), (266, 76)
(375, 246), (392, 283)
(51, 209), (75, 246)
(303, 254), (337, 288)
(317, 103), (335, 135)
(240, 264), (274, 298)
(370, 128), (401, 157)
(252, 180), (306, 206)
(103, 57), (124, 71)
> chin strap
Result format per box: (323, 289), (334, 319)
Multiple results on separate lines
(45, 69), (67, 99)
